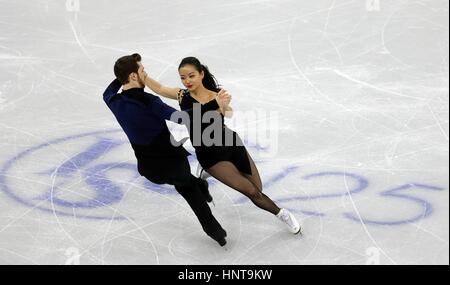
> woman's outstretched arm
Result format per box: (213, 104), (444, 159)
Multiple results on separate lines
(138, 63), (181, 100)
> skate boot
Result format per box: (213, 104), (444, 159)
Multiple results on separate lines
(196, 163), (212, 180)
(277, 209), (302, 235)
(210, 228), (227, 247)
(197, 178), (214, 205)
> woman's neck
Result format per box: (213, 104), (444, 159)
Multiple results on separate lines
(190, 85), (209, 97)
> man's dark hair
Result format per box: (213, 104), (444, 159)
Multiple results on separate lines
(114, 53), (142, 85)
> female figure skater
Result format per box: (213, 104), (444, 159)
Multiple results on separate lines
(138, 57), (301, 235)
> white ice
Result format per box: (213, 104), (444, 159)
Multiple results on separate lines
(0, 0), (448, 265)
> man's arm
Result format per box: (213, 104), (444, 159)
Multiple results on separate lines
(103, 79), (122, 104)
(222, 106), (234, 118)
(151, 96), (178, 121)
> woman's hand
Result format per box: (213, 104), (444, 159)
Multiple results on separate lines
(138, 63), (148, 83)
(216, 89), (234, 118)
(216, 89), (232, 109)
(136, 62), (180, 100)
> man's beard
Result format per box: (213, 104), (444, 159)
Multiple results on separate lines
(137, 77), (145, 88)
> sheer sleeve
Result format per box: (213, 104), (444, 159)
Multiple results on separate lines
(177, 89), (185, 105)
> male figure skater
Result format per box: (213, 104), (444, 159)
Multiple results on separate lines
(103, 53), (228, 246)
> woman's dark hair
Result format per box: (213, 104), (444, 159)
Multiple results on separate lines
(179, 57), (220, 92)
(114, 53), (142, 85)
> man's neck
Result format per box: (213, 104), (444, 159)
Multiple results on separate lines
(122, 82), (143, 91)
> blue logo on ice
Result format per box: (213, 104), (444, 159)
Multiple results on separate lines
(0, 129), (141, 220)
(0, 129), (447, 225)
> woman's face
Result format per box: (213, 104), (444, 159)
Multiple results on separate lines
(179, 64), (204, 92)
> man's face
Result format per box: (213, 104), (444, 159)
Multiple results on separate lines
(126, 62), (145, 87)
(136, 62), (145, 88)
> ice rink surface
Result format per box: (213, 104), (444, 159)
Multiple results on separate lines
(0, 0), (448, 265)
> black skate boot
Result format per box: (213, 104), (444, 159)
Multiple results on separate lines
(198, 178), (214, 205)
(210, 228), (227, 247)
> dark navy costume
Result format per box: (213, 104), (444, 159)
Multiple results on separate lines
(103, 79), (226, 241)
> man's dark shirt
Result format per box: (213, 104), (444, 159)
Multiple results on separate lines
(103, 79), (190, 162)
(103, 79), (222, 175)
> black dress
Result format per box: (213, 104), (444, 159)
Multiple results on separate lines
(179, 89), (252, 175)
